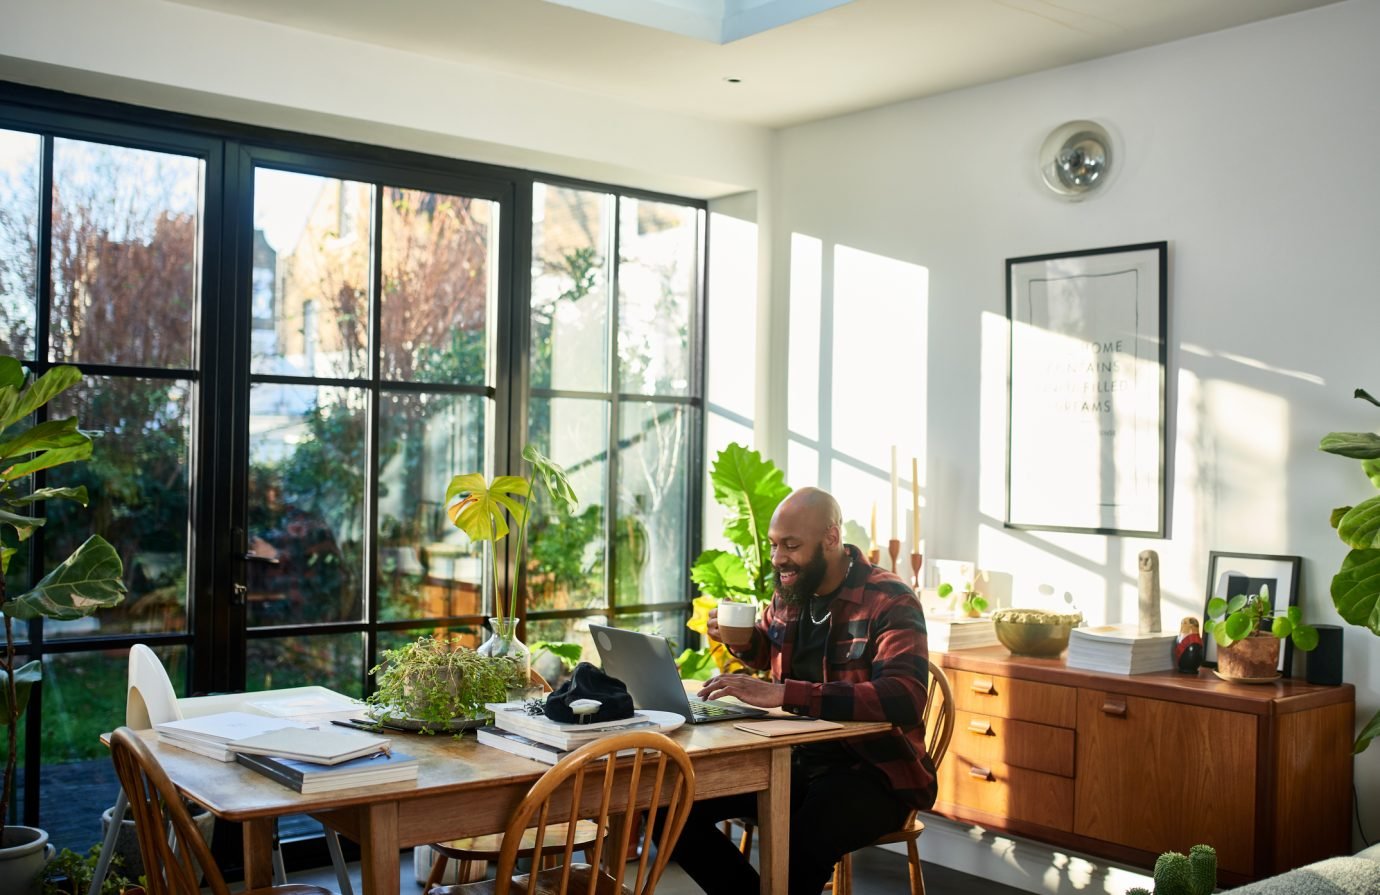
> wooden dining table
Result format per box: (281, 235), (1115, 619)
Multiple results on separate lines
(121, 698), (891, 895)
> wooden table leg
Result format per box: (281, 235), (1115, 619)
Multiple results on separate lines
(243, 818), (276, 890)
(756, 745), (791, 895)
(358, 801), (400, 895)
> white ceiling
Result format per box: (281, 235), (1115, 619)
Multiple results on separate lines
(168, 0), (1342, 128)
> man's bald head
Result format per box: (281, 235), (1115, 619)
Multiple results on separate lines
(773, 487), (842, 536)
(768, 487), (849, 603)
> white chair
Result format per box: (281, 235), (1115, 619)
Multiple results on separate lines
(91, 645), (354, 895)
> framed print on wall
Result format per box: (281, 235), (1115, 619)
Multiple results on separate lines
(1005, 241), (1167, 536)
(1202, 551), (1303, 676)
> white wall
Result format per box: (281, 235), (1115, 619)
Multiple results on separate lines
(0, 0), (770, 199)
(772, 0), (1380, 886)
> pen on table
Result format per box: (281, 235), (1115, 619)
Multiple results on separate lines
(330, 718), (383, 732)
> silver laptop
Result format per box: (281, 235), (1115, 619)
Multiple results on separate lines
(589, 624), (769, 724)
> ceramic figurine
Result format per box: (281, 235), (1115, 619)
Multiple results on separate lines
(1174, 616), (1205, 674)
(1138, 549), (1161, 634)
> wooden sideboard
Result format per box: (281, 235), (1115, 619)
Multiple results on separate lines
(929, 647), (1355, 885)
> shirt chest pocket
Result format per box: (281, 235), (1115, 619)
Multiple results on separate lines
(828, 637), (869, 667)
(766, 620), (789, 648)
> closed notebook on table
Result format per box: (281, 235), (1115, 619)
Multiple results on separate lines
(733, 718), (843, 737)
(235, 750), (418, 794)
(227, 727), (390, 764)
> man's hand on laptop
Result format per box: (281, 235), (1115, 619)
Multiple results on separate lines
(697, 674), (785, 708)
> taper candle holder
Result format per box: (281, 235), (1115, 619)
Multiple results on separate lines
(910, 552), (924, 589)
(888, 538), (902, 574)
(868, 547), (881, 566)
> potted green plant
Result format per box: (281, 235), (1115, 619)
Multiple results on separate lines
(937, 581), (988, 618)
(0, 358), (127, 894)
(680, 443), (790, 679)
(1206, 583), (1317, 680)
(445, 444), (577, 688)
(1319, 386), (1380, 751)
(366, 635), (518, 732)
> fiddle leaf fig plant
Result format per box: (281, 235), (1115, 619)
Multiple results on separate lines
(0, 357), (127, 839)
(1320, 387), (1380, 752)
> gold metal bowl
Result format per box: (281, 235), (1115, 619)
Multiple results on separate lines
(991, 610), (1082, 657)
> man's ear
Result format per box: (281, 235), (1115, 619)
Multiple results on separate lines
(825, 523), (842, 551)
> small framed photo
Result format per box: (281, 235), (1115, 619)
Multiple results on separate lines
(1202, 551), (1303, 676)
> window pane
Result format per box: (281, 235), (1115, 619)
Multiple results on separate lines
(248, 384), (366, 626)
(531, 184), (611, 391)
(38, 646), (187, 853)
(247, 633), (364, 697)
(526, 396), (608, 614)
(616, 402), (689, 606)
(0, 129), (40, 360)
(50, 139), (201, 368)
(377, 625), (483, 655)
(45, 376), (192, 639)
(526, 616), (603, 687)
(252, 169), (371, 378)
(617, 198), (697, 396)
(378, 390), (486, 621)
(610, 610), (688, 644)
(380, 188), (494, 385)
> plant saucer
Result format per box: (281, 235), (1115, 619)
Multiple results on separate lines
(366, 706), (487, 732)
(1212, 669), (1282, 685)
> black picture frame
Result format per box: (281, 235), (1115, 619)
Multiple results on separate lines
(1005, 242), (1168, 536)
(1201, 551), (1303, 677)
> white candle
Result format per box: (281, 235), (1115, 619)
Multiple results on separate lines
(911, 457), (921, 554)
(890, 445), (899, 542)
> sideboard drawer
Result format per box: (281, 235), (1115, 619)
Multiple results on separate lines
(952, 710), (1075, 777)
(950, 670), (1076, 728)
(941, 754), (1074, 832)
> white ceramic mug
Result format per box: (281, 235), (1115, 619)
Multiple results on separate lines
(717, 600), (757, 647)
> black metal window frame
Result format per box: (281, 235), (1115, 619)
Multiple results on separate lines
(0, 80), (707, 830)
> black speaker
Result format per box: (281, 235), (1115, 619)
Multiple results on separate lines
(1305, 624), (1344, 686)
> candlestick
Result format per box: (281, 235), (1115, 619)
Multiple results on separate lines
(868, 547), (881, 566)
(888, 538), (901, 574)
(890, 446), (899, 542)
(910, 552), (924, 589)
(870, 502), (878, 551)
(910, 457), (920, 555)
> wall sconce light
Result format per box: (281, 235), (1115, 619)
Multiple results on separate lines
(1040, 120), (1113, 200)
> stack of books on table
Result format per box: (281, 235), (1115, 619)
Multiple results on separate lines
(1066, 625), (1178, 675)
(478, 703), (664, 764)
(229, 729), (417, 794)
(154, 712), (316, 761)
(926, 615), (999, 652)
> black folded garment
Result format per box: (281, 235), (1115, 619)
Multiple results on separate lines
(543, 661), (635, 724)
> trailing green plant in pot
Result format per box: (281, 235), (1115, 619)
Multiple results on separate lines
(445, 444), (578, 693)
(0, 358), (127, 895)
(1206, 584), (1317, 681)
(1319, 386), (1380, 752)
(366, 635), (517, 733)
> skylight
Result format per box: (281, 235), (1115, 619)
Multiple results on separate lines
(540, 0), (855, 43)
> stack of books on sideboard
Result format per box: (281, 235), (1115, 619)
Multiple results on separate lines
(478, 702), (665, 764)
(1066, 624), (1177, 674)
(926, 615), (999, 652)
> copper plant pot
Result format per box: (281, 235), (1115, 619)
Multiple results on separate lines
(1218, 632), (1280, 680)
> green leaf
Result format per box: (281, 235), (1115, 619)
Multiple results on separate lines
(1210, 620), (1235, 648)
(0, 365), (82, 430)
(0, 546), (14, 574)
(444, 473), (531, 542)
(939, 583), (954, 599)
(0, 356), (24, 390)
(522, 444), (578, 515)
(675, 647), (717, 682)
(1356, 388), (1380, 409)
(3, 440), (93, 480)
(6, 534), (126, 621)
(0, 660), (41, 720)
(1292, 624), (1319, 652)
(1226, 594), (1247, 614)
(1207, 596), (1228, 618)
(530, 640), (583, 670)
(1320, 432), (1380, 460)
(0, 416), (87, 460)
(1224, 613), (1253, 641)
(1355, 709), (1380, 754)
(1332, 506), (1353, 530)
(5, 485), (88, 507)
(1271, 616), (1293, 639)
(1331, 548), (1380, 635)
(1364, 460), (1380, 490)
(0, 507), (45, 540)
(1287, 605), (1302, 625)
(690, 549), (752, 600)
(710, 443), (791, 591)
(1338, 495), (1380, 550)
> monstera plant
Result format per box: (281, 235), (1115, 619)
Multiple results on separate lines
(1320, 386), (1380, 753)
(0, 359), (126, 849)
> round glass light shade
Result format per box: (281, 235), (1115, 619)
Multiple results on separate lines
(1040, 120), (1113, 199)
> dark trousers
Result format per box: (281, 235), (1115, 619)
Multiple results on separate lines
(666, 757), (910, 895)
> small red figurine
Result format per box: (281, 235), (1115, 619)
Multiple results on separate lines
(1174, 616), (1205, 674)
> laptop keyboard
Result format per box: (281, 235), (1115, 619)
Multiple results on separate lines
(689, 698), (751, 721)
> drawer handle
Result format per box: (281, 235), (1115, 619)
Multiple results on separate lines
(969, 766), (993, 781)
(1101, 697), (1128, 717)
(967, 719), (993, 735)
(970, 678), (994, 695)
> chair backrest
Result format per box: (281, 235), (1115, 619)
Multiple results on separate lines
(127, 643), (183, 729)
(924, 658), (955, 770)
(109, 726), (229, 895)
(492, 731), (695, 895)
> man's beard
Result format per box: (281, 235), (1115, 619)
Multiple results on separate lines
(775, 544), (829, 605)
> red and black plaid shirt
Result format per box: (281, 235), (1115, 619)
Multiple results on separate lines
(729, 544), (937, 810)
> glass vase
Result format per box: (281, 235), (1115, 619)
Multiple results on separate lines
(479, 616), (533, 700)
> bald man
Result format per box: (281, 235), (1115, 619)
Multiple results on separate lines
(669, 487), (936, 895)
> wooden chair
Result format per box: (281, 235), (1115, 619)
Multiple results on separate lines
(831, 658), (955, 895)
(726, 658), (956, 895)
(424, 668), (606, 890)
(109, 726), (334, 895)
(429, 730), (696, 895)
